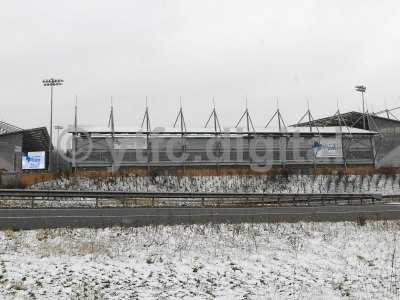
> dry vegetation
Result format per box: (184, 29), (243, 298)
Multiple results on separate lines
(0, 221), (399, 298)
(34, 173), (400, 194)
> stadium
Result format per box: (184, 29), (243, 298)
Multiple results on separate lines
(67, 105), (379, 172)
(3, 104), (400, 174)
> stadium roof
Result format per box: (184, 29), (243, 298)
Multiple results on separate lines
(0, 120), (22, 134)
(67, 125), (376, 135)
(22, 127), (51, 151)
(294, 111), (400, 130)
(0, 127), (50, 151)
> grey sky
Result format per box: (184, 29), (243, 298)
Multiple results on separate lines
(1, 0), (400, 130)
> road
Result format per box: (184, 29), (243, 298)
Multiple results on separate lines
(1, 204), (400, 229)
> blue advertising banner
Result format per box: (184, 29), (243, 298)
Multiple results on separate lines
(22, 151), (46, 170)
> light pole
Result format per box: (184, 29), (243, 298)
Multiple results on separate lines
(42, 78), (63, 172)
(355, 85), (367, 129)
(55, 125), (64, 172)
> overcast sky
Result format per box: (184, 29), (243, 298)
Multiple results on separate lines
(1, 0), (400, 131)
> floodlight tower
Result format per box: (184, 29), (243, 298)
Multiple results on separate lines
(42, 78), (64, 171)
(54, 125), (64, 149)
(54, 125), (64, 172)
(355, 85), (367, 129)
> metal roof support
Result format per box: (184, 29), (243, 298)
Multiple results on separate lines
(362, 111), (382, 165)
(388, 111), (399, 120)
(140, 97), (151, 133)
(387, 110), (399, 120)
(360, 111), (383, 165)
(364, 110), (382, 133)
(334, 109), (352, 135)
(265, 106), (287, 132)
(350, 113), (365, 129)
(74, 96), (78, 134)
(173, 98), (187, 133)
(380, 108), (400, 120)
(205, 99), (222, 133)
(374, 106), (400, 120)
(234, 99), (255, 132)
(0, 121), (22, 135)
(265, 101), (289, 165)
(173, 98), (187, 172)
(296, 108), (320, 135)
(296, 104), (321, 170)
(334, 109), (352, 169)
(140, 97), (152, 170)
(108, 98), (115, 140)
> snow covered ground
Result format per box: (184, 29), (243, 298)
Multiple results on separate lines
(34, 174), (400, 195)
(0, 221), (399, 299)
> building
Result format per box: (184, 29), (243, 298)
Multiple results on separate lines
(295, 110), (400, 167)
(68, 125), (376, 170)
(0, 122), (50, 173)
(63, 105), (379, 171)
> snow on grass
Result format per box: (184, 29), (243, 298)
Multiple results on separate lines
(0, 221), (399, 299)
(33, 174), (400, 195)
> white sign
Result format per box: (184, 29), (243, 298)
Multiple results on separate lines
(22, 151), (46, 170)
(313, 138), (342, 158)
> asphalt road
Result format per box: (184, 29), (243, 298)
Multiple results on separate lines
(1, 204), (400, 229)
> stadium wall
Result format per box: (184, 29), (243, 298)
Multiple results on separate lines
(0, 132), (23, 173)
(371, 118), (400, 167)
(72, 133), (375, 169)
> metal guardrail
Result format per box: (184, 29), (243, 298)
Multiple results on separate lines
(0, 189), (384, 208)
(380, 194), (400, 202)
(0, 189), (382, 198)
